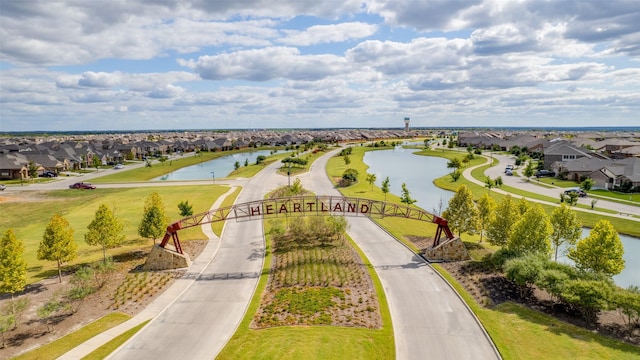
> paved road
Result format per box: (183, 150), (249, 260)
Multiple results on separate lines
(107, 160), (287, 360)
(477, 152), (639, 219)
(299, 150), (500, 360)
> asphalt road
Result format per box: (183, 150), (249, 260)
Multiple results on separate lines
(299, 150), (500, 359)
(107, 160), (287, 360)
(479, 152), (639, 218)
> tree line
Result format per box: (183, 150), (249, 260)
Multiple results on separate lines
(443, 185), (638, 328)
(0, 192), (189, 338)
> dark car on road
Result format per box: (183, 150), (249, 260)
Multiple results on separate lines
(535, 170), (555, 178)
(39, 171), (58, 178)
(564, 188), (586, 197)
(69, 182), (96, 189)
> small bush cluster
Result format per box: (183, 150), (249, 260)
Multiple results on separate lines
(502, 253), (640, 329)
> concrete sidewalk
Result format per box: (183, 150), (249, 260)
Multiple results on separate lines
(58, 186), (239, 360)
(463, 154), (639, 221)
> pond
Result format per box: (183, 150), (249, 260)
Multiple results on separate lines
(154, 150), (278, 181)
(363, 146), (453, 214)
(363, 147), (639, 287)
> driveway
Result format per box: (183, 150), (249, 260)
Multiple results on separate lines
(480, 152), (639, 218)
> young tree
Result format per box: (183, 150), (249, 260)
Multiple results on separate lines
(581, 178), (595, 192)
(244, 158), (249, 167)
(400, 183), (417, 205)
(0, 229), (27, 299)
(443, 185), (478, 237)
(343, 155), (351, 166)
(449, 169), (462, 182)
(366, 173), (377, 191)
(37, 214), (78, 283)
(446, 157), (462, 169)
(495, 176), (503, 187)
(381, 176), (390, 201)
(486, 195), (519, 247)
(178, 200), (194, 217)
(549, 204), (582, 261)
(138, 192), (169, 243)
(85, 204), (125, 263)
(92, 155), (101, 171)
(523, 161), (535, 180)
(476, 194), (496, 243)
(508, 204), (552, 256)
(517, 197), (530, 215)
(234, 160), (240, 170)
(569, 220), (625, 276)
(484, 176), (495, 192)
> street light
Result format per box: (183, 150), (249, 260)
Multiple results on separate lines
(287, 163), (291, 187)
(211, 171), (215, 184)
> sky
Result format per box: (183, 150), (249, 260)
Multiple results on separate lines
(1, 0), (639, 132)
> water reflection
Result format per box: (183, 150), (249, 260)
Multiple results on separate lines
(363, 147), (453, 215)
(154, 150), (277, 181)
(363, 147), (639, 287)
(558, 229), (639, 288)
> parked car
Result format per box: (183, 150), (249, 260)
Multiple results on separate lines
(69, 182), (96, 189)
(505, 165), (514, 173)
(39, 171), (58, 178)
(0, 184), (6, 191)
(535, 170), (555, 178)
(564, 188), (586, 197)
(505, 169), (513, 176)
(113, 164), (124, 169)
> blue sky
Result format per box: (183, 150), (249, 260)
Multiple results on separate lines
(1, 0), (639, 131)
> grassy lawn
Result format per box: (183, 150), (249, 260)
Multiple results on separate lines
(227, 151), (292, 179)
(434, 265), (640, 360)
(325, 147), (640, 358)
(0, 185), (228, 282)
(90, 148), (282, 183)
(14, 313), (131, 360)
(275, 148), (335, 177)
(81, 320), (150, 360)
(414, 151), (640, 237)
(216, 219), (394, 359)
(210, 186), (241, 237)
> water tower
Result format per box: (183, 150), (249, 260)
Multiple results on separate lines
(404, 117), (410, 132)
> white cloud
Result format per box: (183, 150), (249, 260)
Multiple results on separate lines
(279, 22), (377, 46)
(1, 0), (639, 130)
(179, 47), (349, 81)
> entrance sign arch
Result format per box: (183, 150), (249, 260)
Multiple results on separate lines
(160, 195), (454, 255)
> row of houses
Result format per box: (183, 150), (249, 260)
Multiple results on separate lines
(0, 129), (419, 180)
(457, 131), (640, 191)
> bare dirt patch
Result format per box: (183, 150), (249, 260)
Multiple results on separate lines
(0, 240), (207, 359)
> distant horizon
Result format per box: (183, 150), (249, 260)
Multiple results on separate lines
(2, 125), (639, 136)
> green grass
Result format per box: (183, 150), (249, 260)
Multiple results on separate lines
(276, 148), (332, 177)
(421, 153), (640, 237)
(433, 265), (640, 360)
(227, 151), (292, 178)
(13, 312), (130, 360)
(217, 219), (394, 360)
(326, 147), (640, 358)
(210, 186), (242, 237)
(590, 189), (640, 204)
(81, 320), (150, 360)
(0, 185), (228, 282)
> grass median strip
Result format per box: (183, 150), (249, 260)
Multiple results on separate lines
(13, 312), (130, 360)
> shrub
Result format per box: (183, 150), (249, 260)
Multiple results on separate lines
(340, 168), (358, 187)
(560, 279), (614, 322)
(503, 254), (546, 297)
